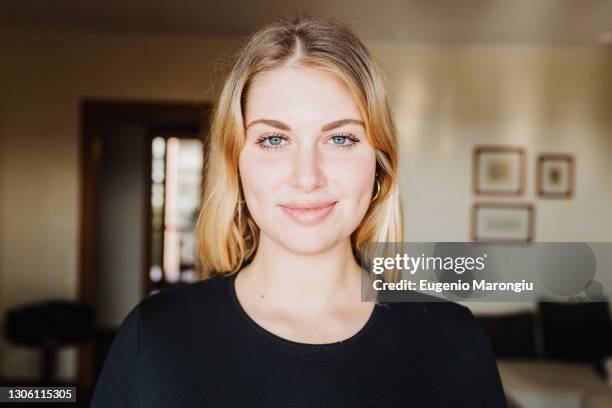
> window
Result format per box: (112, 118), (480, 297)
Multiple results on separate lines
(149, 136), (203, 294)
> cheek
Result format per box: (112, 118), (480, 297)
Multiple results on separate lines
(238, 149), (279, 213)
(330, 150), (377, 205)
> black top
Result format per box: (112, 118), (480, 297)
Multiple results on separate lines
(91, 273), (507, 407)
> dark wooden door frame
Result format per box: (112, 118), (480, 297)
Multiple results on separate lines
(78, 99), (210, 391)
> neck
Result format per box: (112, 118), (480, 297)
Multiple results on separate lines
(239, 234), (364, 312)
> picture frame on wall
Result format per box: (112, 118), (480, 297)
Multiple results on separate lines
(471, 203), (534, 243)
(473, 145), (525, 196)
(537, 154), (575, 198)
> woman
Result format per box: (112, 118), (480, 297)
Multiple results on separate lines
(91, 15), (506, 407)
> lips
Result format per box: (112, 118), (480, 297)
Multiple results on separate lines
(279, 201), (337, 225)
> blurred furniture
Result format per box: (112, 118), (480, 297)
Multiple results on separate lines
(538, 302), (612, 376)
(478, 301), (612, 407)
(499, 361), (612, 408)
(4, 300), (94, 384)
(479, 311), (538, 359)
(477, 300), (612, 375)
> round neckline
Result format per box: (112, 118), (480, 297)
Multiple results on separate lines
(227, 271), (381, 351)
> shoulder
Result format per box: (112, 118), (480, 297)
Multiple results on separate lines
(134, 274), (233, 329)
(378, 291), (473, 318)
(376, 301), (505, 405)
(376, 297), (496, 366)
(376, 294), (480, 337)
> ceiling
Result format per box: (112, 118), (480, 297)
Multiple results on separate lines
(1, 0), (612, 47)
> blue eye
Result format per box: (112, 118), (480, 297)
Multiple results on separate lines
(331, 135), (348, 145)
(268, 136), (284, 146)
(328, 133), (359, 149)
(255, 132), (359, 151)
(256, 134), (288, 150)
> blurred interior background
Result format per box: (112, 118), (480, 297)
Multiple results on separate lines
(1, 0), (611, 406)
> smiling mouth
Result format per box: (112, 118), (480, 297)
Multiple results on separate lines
(280, 201), (337, 210)
(279, 201), (337, 225)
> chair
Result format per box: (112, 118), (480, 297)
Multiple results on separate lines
(4, 300), (94, 384)
(538, 300), (612, 376)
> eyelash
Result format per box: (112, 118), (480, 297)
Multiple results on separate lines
(255, 133), (360, 151)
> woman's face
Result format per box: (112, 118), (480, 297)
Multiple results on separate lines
(239, 66), (377, 255)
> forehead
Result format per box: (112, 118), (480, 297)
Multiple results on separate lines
(244, 65), (362, 123)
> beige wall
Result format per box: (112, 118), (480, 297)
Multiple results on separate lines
(372, 43), (612, 242)
(0, 29), (611, 380)
(0, 29), (242, 380)
(368, 42), (612, 314)
(372, 44), (612, 313)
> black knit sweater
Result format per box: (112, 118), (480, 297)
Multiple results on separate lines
(91, 272), (507, 407)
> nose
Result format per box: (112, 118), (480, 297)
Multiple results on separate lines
(289, 144), (325, 193)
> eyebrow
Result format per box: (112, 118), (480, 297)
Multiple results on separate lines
(245, 118), (365, 131)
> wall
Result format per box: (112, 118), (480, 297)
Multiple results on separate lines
(0, 29), (241, 380)
(373, 43), (612, 242)
(369, 43), (612, 314)
(0, 28), (611, 379)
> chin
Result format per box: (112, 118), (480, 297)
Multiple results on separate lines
(278, 231), (340, 255)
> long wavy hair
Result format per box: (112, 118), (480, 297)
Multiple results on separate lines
(195, 15), (403, 280)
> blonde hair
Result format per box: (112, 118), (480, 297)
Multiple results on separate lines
(196, 15), (403, 279)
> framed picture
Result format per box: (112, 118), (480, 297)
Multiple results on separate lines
(537, 154), (574, 198)
(471, 203), (534, 243)
(473, 146), (525, 195)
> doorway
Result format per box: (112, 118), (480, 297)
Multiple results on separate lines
(78, 100), (210, 397)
